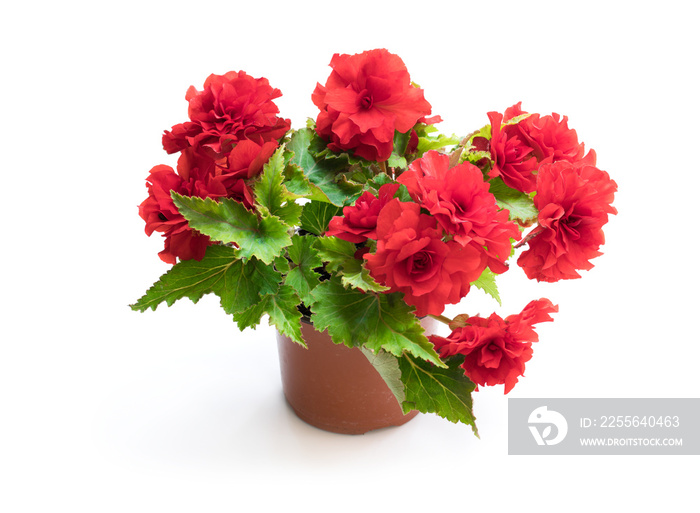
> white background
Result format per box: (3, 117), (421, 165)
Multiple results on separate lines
(3, 0), (699, 511)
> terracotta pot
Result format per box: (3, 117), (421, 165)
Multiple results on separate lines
(276, 318), (437, 435)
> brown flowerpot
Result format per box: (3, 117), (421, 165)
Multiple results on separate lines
(276, 318), (436, 435)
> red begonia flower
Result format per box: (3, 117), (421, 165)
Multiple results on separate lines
(364, 199), (483, 316)
(312, 49), (433, 162)
(517, 159), (617, 282)
(514, 106), (588, 165)
(325, 183), (400, 243)
(398, 151), (521, 274)
(487, 110), (540, 193)
(483, 103), (596, 193)
(138, 160), (226, 264)
(429, 299), (558, 393)
(162, 71), (290, 158)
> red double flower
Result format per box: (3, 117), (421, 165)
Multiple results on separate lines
(325, 183), (400, 243)
(430, 299), (558, 393)
(398, 151), (521, 275)
(162, 71), (290, 158)
(517, 160), (618, 282)
(483, 102), (593, 194)
(363, 198), (483, 317)
(138, 151), (226, 264)
(312, 49), (434, 162)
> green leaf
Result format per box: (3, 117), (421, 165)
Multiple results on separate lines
(416, 124), (460, 155)
(399, 354), (478, 435)
(460, 124), (493, 166)
(287, 128), (363, 206)
(387, 154), (407, 169)
(313, 236), (387, 292)
(502, 112), (532, 126)
(387, 129), (411, 169)
(337, 257), (389, 292)
(393, 183), (413, 203)
(254, 146), (302, 226)
(299, 200), (342, 236)
(130, 245), (280, 316)
(360, 348), (405, 404)
(273, 255), (290, 274)
(462, 150), (492, 167)
(467, 123), (491, 144)
(487, 177), (539, 226)
(313, 236), (356, 273)
(172, 193), (291, 264)
(218, 256), (282, 315)
(282, 162), (328, 201)
(309, 277), (444, 366)
(394, 130), (412, 154)
(472, 268), (501, 306)
(416, 134), (460, 154)
(234, 285), (305, 346)
(285, 235), (323, 304)
(366, 172), (394, 191)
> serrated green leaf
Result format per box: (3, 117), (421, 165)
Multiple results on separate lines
(287, 128), (363, 206)
(130, 245), (280, 316)
(299, 201), (342, 236)
(313, 236), (387, 292)
(234, 285), (304, 346)
(218, 256), (282, 315)
(366, 172), (394, 191)
(399, 354), (478, 435)
(172, 193), (291, 264)
(472, 268), (501, 306)
(338, 257), (389, 292)
(282, 162), (328, 201)
(130, 245), (236, 311)
(360, 348), (405, 404)
(317, 143), (366, 167)
(462, 150), (492, 166)
(285, 235), (323, 304)
(313, 236), (356, 273)
(309, 277), (444, 366)
(487, 177), (539, 225)
(387, 154), (407, 169)
(416, 129), (460, 155)
(254, 146), (302, 226)
(273, 255), (290, 274)
(468, 123), (491, 144)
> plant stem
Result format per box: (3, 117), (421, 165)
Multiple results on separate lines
(428, 314), (453, 326)
(514, 225), (544, 249)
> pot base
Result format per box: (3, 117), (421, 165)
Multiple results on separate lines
(276, 321), (420, 435)
(283, 397), (419, 435)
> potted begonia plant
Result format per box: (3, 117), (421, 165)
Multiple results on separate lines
(132, 48), (617, 435)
